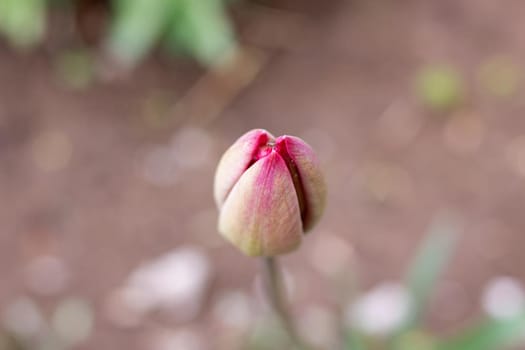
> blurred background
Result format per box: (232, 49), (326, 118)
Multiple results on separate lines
(2, 0), (525, 349)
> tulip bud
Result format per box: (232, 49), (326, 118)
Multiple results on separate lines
(214, 129), (326, 256)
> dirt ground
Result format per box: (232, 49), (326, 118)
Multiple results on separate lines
(2, 0), (525, 349)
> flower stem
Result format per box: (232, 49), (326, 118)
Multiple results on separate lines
(260, 257), (311, 350)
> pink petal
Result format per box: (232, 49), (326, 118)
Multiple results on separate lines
(218, 151), (302, 256)
(213, 129), (274, 209)
(275, 135), (326, 232)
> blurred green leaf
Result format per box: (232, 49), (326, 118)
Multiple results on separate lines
(416, 65), (464, 111)
(165, 0), (237, 66)
(437, 315), (525, 350)
(402, 215), (460, 330)
(107, 0), (173, 66)
(108, 0), (236, 67)
(0, 0), (46, 49)
(0, 0), (237, 67)
(394, 330), (436, 350)
(246, 318), (291, 350)
(344, 328), (367, 350)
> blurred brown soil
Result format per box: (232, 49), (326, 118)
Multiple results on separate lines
(2, 0), (525, 349)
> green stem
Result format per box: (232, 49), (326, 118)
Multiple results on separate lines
(260, 257), (312, 350)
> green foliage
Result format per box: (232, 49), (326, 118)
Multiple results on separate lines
(343, 215), (525, 350)
(108, 0), (236, 67)
(0, 0), (46, 49)
(108, 0), (174, 66)
(0, 0), (237, 67)
(163, 0), (236, 66)
(344, 328), (367, 350)
(402, 216), (459, 330)
(247, 318), (292, 350)
(437, 315), (525, 350)
(416, 65), (464, 111)
(394, 330), (436, 350)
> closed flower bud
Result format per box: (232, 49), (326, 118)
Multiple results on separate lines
(214, 129), (326, 256)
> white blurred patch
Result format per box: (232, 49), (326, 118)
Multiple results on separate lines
(52, 297), (94, 346)
(347, 282), (412, 335)
(122, 246), (212, 322)
(213, 290), (253, 329)
(298, 305), (338, 348)
(2, 297), (44, 337)
(482, 276), (525, 320)
(148, 328), (205, 350)
(24, 255), (69, 296)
